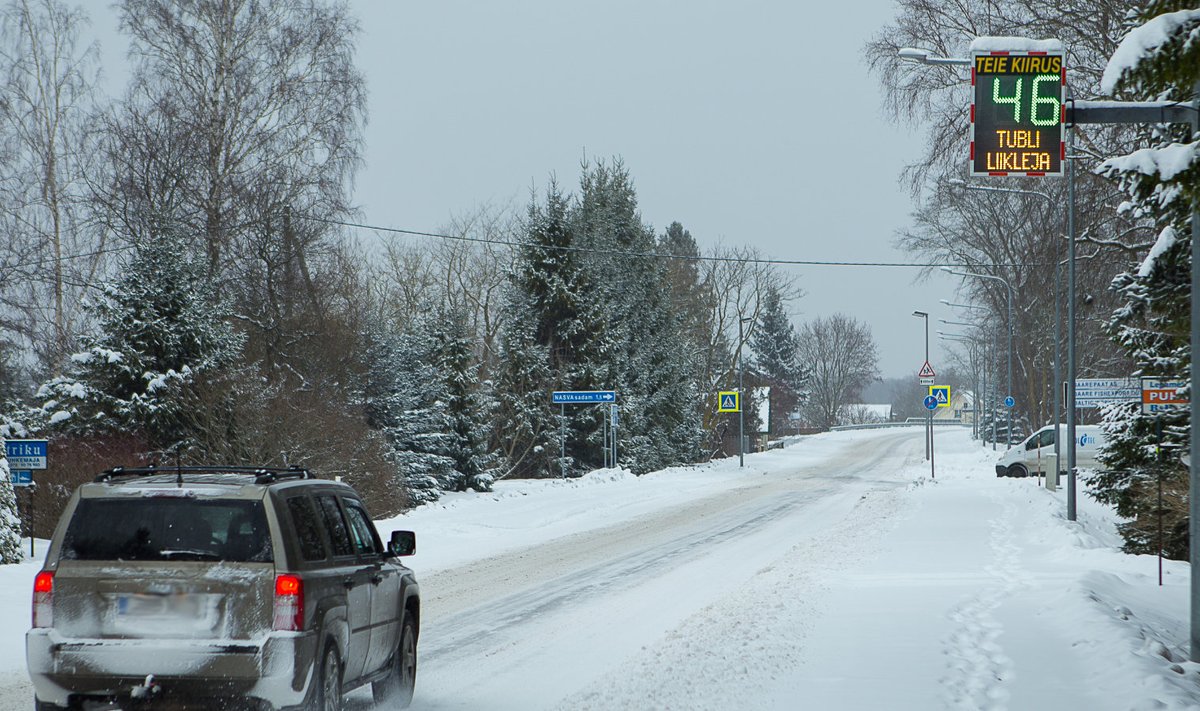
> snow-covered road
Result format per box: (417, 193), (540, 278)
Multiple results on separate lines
(1, 428), (1197, 710)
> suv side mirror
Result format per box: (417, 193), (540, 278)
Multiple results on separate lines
(389, 530), (416, 557)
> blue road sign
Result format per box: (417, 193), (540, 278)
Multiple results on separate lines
(9, 470), (32, 487)
(923, 395), (939, 411)
(1004, 396), (1015, 408)
(929, 385), (951, 408)
(552, 390), (616, 404)
(5, 439), (47, 470)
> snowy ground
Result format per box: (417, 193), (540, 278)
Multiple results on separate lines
(1, 427), (1197, 710)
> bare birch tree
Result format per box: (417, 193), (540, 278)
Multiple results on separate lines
(0, 0), (103, 372)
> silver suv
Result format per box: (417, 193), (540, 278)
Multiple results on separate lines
(27, 466), (419, 711)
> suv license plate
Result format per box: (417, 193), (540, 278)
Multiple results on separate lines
(117, 592), (202, 618)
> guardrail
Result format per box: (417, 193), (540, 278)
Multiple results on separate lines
(829, 419), (966, 432)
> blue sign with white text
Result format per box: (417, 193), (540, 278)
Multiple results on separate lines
(5, 439), (48, 470)
(552, 391), (617, 404)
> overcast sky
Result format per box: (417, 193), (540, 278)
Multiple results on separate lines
(91, 0), (969, 383)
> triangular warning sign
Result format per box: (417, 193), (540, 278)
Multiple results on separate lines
(918, 361), (936, 378)
(721, 394), (736, 409)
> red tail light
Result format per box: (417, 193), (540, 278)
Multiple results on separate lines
(32, 571), (54, 628)
(273, 574), (304, 631)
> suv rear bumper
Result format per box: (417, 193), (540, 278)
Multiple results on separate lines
(27, 629), (317, 708)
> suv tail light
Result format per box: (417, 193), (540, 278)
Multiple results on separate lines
(273, 574), (304, 631)
(32, 571), (54, 628)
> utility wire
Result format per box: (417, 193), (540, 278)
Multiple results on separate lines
(306, 215), (1038, 270)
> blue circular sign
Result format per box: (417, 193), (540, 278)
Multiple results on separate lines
(923, 395), (939, 410)
(1004, 396), (1015, 408)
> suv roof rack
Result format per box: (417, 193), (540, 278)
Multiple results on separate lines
(95, 465), (313, 485)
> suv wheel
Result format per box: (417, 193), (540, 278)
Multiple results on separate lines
(373, 612), (417, 707)
(1007, 464), (1028, 478)
(316, 645), (342, 711)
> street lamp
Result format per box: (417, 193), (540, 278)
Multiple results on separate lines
(942, 267), (1016, 449)
(912, 311), (930, 462)
(897, 47), (972, 66)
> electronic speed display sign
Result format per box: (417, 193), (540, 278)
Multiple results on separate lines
(971, 50), (1064, 176)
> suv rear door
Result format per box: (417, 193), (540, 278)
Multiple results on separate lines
(341, 498), (401, 675)
(313, 493), (373, 682)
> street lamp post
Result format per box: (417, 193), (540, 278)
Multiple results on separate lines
(943, 267), (1016, 449)
(913, 311), (930, 463)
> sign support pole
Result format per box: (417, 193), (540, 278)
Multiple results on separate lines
(560, 403), (566, 479)
(1189, 78), (1200, 663)
(1066, 121), (1079, 522)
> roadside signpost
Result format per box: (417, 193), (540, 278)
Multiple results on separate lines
(1141, 377), (1188, 414)
(918, 361), (936, 387)
(4, 439), (46, 557)
(5, 439), (47, 470)
(1075, 378), (1140, 408)
(551, 391), (619, 477)
(922, 395), (938, 479)
(552, 390), (616, 404)
(717, 391), (740, 413)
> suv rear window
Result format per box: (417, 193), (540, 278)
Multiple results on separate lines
(61, 497), (273, 562)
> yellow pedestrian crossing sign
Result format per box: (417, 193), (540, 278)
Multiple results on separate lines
(718, 391), (740, 412)
(928, 385), (951, 408)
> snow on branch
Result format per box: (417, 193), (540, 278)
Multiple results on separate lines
(1137, 226), (1178, 278)
(1101, 8), (1200, 94)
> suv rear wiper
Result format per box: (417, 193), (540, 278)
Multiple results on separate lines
(158, 549), (222, 561)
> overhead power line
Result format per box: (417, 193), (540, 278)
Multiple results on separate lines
(306, 215), (1039, 270)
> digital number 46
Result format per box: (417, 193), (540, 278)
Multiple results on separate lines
(992, 75), (1060, 126)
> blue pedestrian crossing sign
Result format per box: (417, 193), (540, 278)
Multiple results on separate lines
(717, 391), (740, 413)
(928, 385), (951, 408)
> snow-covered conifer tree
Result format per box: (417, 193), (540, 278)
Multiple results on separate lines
(360, 322), (458, 504)
(431, 308), (496, 491)
(749, 284), (807, 435)
(36, 231), (242, 452)
(0, 442), (22, 564)
(1093, 1), (1200, 558)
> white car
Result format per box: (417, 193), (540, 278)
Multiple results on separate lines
(995, 425), (1106, 478)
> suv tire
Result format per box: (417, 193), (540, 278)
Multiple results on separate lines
(373, 612), (417, 707)
(1007, 464), (1028, 478)
(315, 645), (343, 711)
